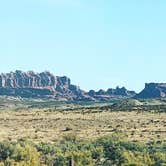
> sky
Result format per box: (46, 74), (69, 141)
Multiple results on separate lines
(0, 0), (166, 92)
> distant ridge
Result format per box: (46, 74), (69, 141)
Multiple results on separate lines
(0, 70), (136, 101)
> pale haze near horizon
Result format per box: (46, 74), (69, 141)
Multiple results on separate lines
(0, 0), (166, 93)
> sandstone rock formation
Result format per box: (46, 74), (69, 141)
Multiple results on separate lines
(0, 70), (88, 100)
(135, 83), (166, 98)
(88, 86), (136, 101)
(0, 70), (136, 101)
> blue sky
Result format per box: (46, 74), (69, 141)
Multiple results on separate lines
(0, 0), (166, 92)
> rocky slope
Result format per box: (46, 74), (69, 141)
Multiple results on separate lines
(135, 83), (166, 98)
(0, 70), (136, 101)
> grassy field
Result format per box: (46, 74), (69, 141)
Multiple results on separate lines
(0, 109), (165, 143)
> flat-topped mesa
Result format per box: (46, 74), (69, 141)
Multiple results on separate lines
(145, 83), (166, 89)
(135, 83), (166, 98)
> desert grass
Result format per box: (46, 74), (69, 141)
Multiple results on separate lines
(0, 109), (165, 143)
